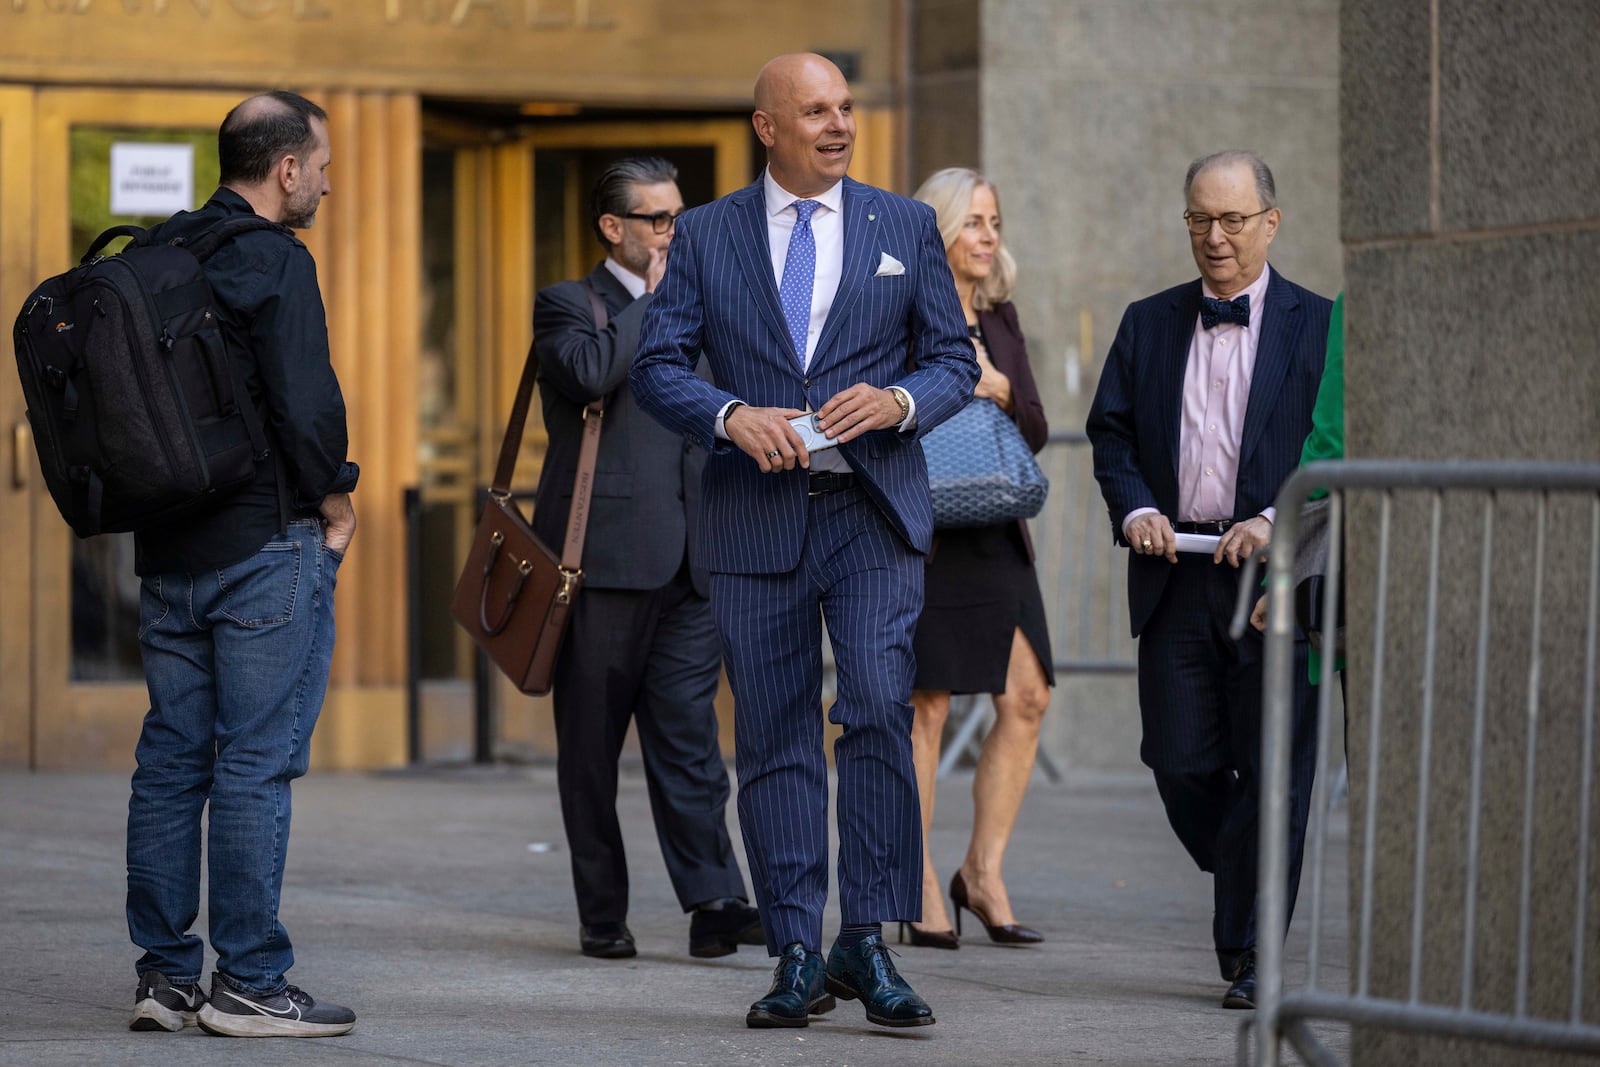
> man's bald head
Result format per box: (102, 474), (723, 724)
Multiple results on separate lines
(219, 90), (327, 186)
(753, 53), (845, 114)
(752, 53), (856, 198)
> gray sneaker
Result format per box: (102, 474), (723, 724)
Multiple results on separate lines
(129, 970), (205, 1031)
(196, 975), (355, 1038)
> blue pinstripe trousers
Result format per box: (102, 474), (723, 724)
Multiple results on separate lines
(710, 486), (925, 955)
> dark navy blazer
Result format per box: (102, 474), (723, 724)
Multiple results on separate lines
(1086, 268), (1333, 637)
(631, 176), (978, 574)
(532, 263), (707, 594)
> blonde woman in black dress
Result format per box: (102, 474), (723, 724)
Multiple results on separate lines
(903, 168), (1054, 949)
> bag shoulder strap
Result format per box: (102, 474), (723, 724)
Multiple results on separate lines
(491, 278), (611, 570)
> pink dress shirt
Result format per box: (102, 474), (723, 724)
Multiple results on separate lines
(1121, 264), (1277, 538)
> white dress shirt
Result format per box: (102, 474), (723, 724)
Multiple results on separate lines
(763, 167), (845, 370)
(603, 256), (647, 301)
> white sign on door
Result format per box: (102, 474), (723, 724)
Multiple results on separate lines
(110, 143), (194, 217)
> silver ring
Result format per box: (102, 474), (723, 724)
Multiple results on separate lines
(765, 450), (781, 459)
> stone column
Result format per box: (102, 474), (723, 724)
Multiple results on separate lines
(1342, 0), (1600, 1062)
(907, 0), (982, 184)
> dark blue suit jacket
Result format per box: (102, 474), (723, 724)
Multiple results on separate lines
(631, 176), (978, 574)
(1086, 268), (1332, 637)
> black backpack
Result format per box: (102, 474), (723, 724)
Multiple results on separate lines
(13, 216), (291, 537)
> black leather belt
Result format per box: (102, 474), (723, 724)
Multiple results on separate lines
(1173, 520), (1234, 535)
(808, 471), (856, 497)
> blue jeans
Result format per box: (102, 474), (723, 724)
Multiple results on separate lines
(126, 519), (341, 993)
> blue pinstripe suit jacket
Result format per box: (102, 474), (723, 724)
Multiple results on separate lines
(631, 176), (979, 575)
(1086, 268), (1333, 637)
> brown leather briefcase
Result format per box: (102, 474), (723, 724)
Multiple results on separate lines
(450, 284), (607, 696)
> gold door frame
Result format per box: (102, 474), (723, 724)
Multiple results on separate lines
(26, 89), (247, 770)
(17, 88), (424, 771)
(411, 119), (754, 754)
(0, 86), (37, 768)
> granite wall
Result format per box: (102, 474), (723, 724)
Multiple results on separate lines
(1341, 0), (1600, 1061)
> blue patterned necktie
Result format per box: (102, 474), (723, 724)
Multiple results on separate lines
(779, 199), (819, 362)
(1200, 293), (1250, 330)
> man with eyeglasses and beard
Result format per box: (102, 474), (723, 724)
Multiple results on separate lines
(530, 157), (761, 962)
(1086, 149), (1332, 1011)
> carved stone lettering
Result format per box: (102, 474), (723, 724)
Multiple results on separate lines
(5, 0), (615, 28)
(449, 0), (505, 29)
(573, 0), (612, 30)
(384, 0), (443, 23)
(109, 0), (219, 12)
(523, 0), (565, 29)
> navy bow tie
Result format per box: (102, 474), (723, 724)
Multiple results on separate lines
(1200, 294), (1250, 330)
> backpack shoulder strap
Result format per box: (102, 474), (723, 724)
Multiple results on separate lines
(177, 215), (296, 263)
(175, 212), (297, 532)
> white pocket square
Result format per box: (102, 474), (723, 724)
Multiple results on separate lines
(874, 252), (905, 277)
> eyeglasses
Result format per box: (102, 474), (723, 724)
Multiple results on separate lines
(1182, 208), (1271, 236)
(619, 210), (681, 234)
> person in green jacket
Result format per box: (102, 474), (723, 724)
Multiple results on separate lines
(1251, 291), (1344, 682)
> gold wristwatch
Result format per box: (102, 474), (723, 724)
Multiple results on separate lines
(889, 386), (910, 425)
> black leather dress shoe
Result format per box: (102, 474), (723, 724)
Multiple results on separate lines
(689, 899), (764, 958)
(579, 922), (637, 959)
(1222, 949), (1256, 1009)
(823, 933), (935, 1027)
(746, 943), (836, 1028)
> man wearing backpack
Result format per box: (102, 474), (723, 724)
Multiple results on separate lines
(125, 90), (360, 1039)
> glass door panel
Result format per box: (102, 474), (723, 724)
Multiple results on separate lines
(65, 125), (221, 683)
(531, 144), (717, 290)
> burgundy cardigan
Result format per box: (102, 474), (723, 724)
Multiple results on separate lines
(970, 300), (1049, 559)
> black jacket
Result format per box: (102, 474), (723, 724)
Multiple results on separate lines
(134, 188), (358, 575)
(531, 262), (705, 594)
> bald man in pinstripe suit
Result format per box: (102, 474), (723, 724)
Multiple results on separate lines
(632, 54), (977, 1030)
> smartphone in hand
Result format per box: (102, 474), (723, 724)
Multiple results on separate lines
(787, 413), (839, 452)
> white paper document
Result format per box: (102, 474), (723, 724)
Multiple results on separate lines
(1174, 533), (1222, 554)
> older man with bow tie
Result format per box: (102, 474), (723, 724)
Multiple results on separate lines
(1086, 149), (1332, 1011)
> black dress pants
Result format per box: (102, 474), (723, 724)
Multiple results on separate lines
(1136, 555), (1318, 974)
(550, 563), (746, 925)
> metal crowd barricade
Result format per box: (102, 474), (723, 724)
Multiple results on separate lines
(1243, 460), (1600, 1066)
(936, 430), (1138, 780)
(1035, 431), (1141, 679)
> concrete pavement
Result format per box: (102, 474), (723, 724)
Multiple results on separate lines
(0, 762), (1347, 1065)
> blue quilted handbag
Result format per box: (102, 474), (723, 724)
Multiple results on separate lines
(921, 398), (1049, 528)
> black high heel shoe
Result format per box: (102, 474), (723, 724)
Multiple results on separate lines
(896, 921), (959, 950)
(949, 871), (1044, 945)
